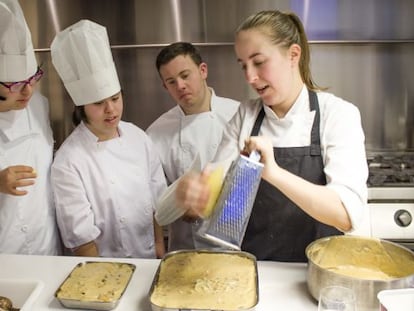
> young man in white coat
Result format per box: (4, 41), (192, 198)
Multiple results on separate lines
(146, 42), (240, 251)
(0, 0), (60, 255)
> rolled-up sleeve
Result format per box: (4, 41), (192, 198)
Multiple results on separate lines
(51, 158), (100, 248)
(320, 94), (368, 232)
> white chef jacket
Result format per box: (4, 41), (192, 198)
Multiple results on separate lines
(0, 92), (61, 255)
(156, 86), (368, 232)
(215, 85), (369, 231)
(51, 121), (167, 258)
(146, 88), (239, 184)
(147, 88), (239, 250)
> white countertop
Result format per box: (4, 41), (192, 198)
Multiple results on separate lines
(0, 253), (318, 310)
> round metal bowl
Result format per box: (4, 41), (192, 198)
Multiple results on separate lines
(306, 235), (414, 311)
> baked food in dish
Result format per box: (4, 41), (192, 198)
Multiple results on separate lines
(150, 251), (258, 310)
(56, 262), (135, 303)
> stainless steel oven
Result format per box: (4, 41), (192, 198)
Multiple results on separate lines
(364, 153), (414, 251)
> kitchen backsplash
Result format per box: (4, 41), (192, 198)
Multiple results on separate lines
(20, 0), (414, 151)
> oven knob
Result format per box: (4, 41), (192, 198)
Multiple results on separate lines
(394, 210), (412, 227)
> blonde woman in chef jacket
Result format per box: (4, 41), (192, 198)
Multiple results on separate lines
(146, 42), (239, 251)
(157, 10), (369, 262)
(0, 0), (60, 255)
(50, 20), (167, 258)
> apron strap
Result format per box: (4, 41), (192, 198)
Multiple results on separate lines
(250, 107), (265, 137)
(309, 90), (322, 156)
(250, 90), (322, 156)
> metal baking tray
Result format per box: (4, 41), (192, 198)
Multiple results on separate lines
(149, 250), (259, 311)
(55, 261), (135, 310)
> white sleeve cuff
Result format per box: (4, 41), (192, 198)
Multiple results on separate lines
(155, 153), (204, 225)
(154, 177), (185, 226)
(327, 184), (368, 233)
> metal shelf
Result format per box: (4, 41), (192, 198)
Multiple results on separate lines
(309, 39), (414, 44)
(34, 39), (414, 52)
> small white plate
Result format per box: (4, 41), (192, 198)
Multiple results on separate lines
(378, 288), (414, 311)
(0, 278), (44, 310)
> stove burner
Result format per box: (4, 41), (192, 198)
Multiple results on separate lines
(367, 154), (414, 187)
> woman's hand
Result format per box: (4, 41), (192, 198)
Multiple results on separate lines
(176, 169), (211, 219)
(0, 165), (37, 195)
(244, 136), (278, 181)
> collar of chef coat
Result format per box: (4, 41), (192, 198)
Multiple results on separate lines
(260, 85), (316, 147)
(78, 121), (123, 145)
(0, 106), (34, 142)
(176, 87), (223, 117)
(0, 92), (48, 142)
(209, 87), (219, 112)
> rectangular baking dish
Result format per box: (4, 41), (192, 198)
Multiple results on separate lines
(148, 250), (259, 311)
(55, 261), (136, 310)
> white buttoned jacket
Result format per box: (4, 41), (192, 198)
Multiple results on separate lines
(0, 92), (60, 255)
(146, 88), (239, 184)
(51, 121), (167, 258)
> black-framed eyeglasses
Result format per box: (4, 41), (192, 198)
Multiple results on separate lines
(0, 67), (44, 93)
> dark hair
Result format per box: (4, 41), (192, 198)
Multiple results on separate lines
(71, 90), (124, 126)
(72, 105), (87, 126)
(155, 42), (203, 73)
(236, 10), (325, 91)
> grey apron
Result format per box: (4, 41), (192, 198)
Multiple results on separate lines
(241, 90), (342, 262)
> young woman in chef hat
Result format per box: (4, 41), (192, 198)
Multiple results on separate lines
(156, 10), (369, 262)
(0, 0), (61, 255)
(51, 20), (167, 258)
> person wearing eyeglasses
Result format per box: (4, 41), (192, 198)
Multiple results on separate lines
(0, 0), (61, 255)
(0, 67), (43, 107)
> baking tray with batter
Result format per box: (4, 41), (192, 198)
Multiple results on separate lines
(55, 261), (135, 310)
(149, 250), (259, 311)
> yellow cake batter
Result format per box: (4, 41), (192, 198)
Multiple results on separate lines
(308, 236), (414, 280)
(150, 252), (257, 310)
(56, 262), (134, 302)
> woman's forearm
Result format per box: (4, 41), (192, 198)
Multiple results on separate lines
(266, 166), (351, 231)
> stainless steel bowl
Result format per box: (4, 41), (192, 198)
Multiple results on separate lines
(306, 235), (414, 311)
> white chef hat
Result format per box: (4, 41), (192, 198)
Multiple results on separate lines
(51, 19), (120, 106)
(0, 0), (38, 82)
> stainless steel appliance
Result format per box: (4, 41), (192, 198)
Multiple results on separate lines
(17, 0), (414, 149)
(365, 153), (414, 250)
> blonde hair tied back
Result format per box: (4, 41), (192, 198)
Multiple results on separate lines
(236, 10), (326, 91)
